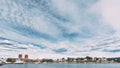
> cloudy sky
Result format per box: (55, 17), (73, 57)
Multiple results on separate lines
(0, 0), (120, 59)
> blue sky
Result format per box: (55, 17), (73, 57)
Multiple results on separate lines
(0, 0), (120, 58)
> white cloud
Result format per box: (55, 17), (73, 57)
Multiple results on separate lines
(1, 0), (120, 58)
(91, 0), (120, 34)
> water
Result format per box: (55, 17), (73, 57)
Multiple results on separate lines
(1, 63), (120, 68)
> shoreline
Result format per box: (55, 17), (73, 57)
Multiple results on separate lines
(3, 62), (120, 65)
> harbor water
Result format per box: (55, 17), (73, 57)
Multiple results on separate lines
(1, 63), (120, 68)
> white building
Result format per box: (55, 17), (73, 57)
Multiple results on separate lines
(15, 58), (25, 64)
(0, 58), (6, 63)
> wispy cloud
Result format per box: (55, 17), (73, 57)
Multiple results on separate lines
(0, 0), (119, 58)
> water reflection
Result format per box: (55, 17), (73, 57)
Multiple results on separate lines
(1, 64), (120, 68)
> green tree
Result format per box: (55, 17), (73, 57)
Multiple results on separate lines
(6, 58), (16, 63)
(85, 56), (92, 61)
(41, 59), (54, 63)
(66, 57), (74, 62)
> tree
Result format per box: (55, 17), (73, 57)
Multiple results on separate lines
(85, 56), (92, 61)
(66, 57), (74, 62)
(41, 59), (54, 63)
(6, 58), (16, 63)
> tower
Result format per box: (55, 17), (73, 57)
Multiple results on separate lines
(18, 54), (22, 59)
(25, 54), (28, 59)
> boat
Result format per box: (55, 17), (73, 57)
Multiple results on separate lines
(0, 63), (3, 66)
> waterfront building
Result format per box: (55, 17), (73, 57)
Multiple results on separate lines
(15, 58), (25, 64)
(101, 57), (107, 61)
(0, 58), (6, 63)
(83, 58), (87, 61)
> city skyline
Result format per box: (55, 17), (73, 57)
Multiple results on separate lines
(0, 0), (120, 59)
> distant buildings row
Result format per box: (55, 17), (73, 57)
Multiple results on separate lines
(0, 54), (120, 64)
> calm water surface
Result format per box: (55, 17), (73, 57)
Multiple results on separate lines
(1, 63), (120, 68)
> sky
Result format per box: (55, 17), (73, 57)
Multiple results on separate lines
(0, 0), (120, 59)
